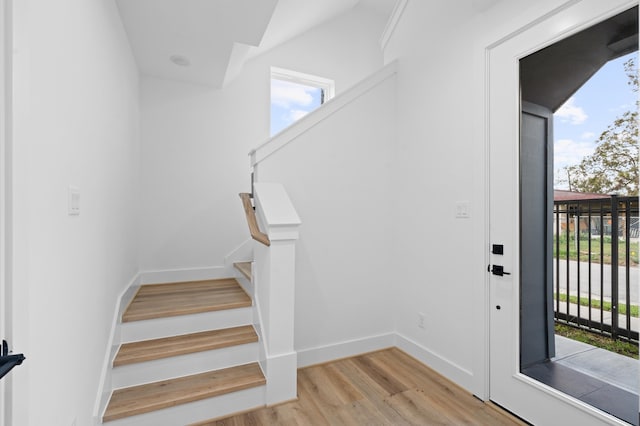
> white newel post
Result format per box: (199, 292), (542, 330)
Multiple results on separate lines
(252, 183), (301, 405)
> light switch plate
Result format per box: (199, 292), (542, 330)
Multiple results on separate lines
(68, 186), (80, 216)
(455, 201), (470, 219)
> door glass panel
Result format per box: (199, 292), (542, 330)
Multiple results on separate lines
(519, 7), (639, 424)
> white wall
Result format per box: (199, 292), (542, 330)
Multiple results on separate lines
(256, 73), (397, 361)
(384, 0), (487, 393)
(381, 0), (613, 398)
(10, 0), (140, 424)
(139, 5), (387, 273)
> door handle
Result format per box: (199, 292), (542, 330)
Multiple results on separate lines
(0, 339), (25, 380)
(489, 265), (511, 276)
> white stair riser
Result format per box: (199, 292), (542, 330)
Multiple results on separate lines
(120, 307), (253, 343)
(112, 342), (260, 389)
(234, 270), (254, 299)
(102, 385), (266, 426)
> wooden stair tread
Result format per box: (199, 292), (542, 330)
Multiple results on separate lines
(234, 262), (252, 280)
(122, 278), (251, 322)
(103, 363), (265, 422)
(113, 325), (258, 367)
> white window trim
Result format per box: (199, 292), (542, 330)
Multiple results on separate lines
(270, 67), (335, 101)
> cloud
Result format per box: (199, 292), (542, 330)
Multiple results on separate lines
(554, 97), (588, 125)
(271, 79), (315, 109)
(289, 109), (310, 121)
(554, 138), (595, 170)
(610, 103), (632, 112)
(580, 131), (596, 140)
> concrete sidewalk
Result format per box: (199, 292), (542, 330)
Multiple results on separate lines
(555, 300), (639, 333)
(554, 260), (638, 302)
(553, 335), (638, 395)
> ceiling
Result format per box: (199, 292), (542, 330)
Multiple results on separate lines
(471, 0), (500, 13)
(115, 0), (396, 88)
(521, 6), (638, 112)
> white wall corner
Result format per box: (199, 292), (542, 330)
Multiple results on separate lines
(297, 333), (396, 368)
(221, 42), (252, 88)
(394, 333), (475, 394)
(380, 0), (409, 51)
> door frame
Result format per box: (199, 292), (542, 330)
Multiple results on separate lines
(0, 0), (10, 424)
(481, 0), (638, 424)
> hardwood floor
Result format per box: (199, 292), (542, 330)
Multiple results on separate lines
(195, 348), (527, 426)
(113, 325), (258, 366)
(122, 278), (251, 322)
(104, 363), (265, 422)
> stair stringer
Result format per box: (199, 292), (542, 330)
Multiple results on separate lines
(234, 263), (268, 380)
(93, 274), (141, 425)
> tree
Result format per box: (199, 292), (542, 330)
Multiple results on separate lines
(563, 57), (638, 196)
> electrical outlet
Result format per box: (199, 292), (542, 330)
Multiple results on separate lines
(418, 312), (425, 329)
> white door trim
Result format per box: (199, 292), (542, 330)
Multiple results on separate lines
(481, 0), (638, 424)
(0, 0), (7, 423)
(474, 0), (591, 401)
(0, 1), (12, 425)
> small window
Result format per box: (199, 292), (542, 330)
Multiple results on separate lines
(270, 67), (335, 136)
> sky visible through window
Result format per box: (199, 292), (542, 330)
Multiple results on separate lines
(553, 51), (638, 189)
(270, 79), (323, 136)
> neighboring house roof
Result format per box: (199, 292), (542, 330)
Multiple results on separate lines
(553, 189), (611, 201)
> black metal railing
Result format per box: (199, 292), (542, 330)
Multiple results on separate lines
(553, 195), (639, 343)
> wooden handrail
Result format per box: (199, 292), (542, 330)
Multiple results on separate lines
(239, 193), (270, 246)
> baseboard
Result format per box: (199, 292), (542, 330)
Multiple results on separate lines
(297, 332), (475, 395)
(139, 266), (232, 284)
(252, 294), (268, 375)
(93, 272), (140, 424)
(297, 332), (396, 368)
(395, 333), (475, 393)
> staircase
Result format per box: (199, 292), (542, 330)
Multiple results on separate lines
(102, 266), (265, 425)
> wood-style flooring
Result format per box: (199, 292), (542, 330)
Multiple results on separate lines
(194, 348), (527, 426)
(122, 278), (251, 322)
(113, 325), (258, 367)
(104, 363), (265, 422)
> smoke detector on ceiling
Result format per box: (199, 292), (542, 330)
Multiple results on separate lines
(169, 54), (191, 67)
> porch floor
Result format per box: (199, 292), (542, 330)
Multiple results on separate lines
(522, 335), (638, 425)
(554, 335), (638, 394)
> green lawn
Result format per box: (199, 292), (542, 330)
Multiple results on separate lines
(555, 323), (638, 359)
(553, 234), (639, 266)
(555, 293), (639, 317)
